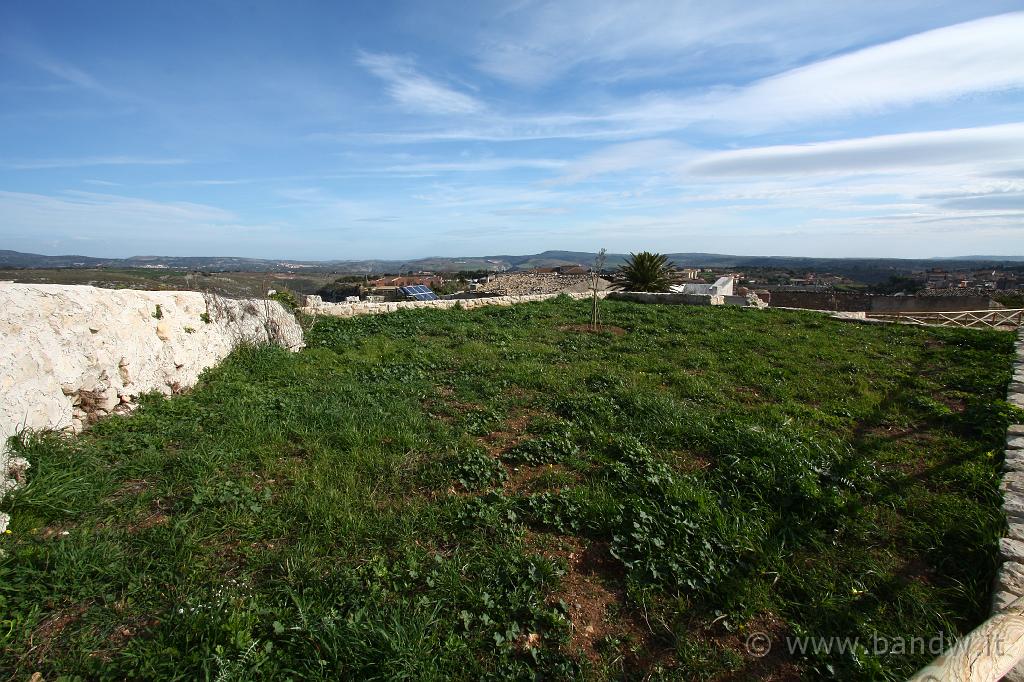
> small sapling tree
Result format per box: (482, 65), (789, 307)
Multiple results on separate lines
(590, 248), (607, 330)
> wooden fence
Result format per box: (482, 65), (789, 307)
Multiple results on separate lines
(870, 309), (1024, 330)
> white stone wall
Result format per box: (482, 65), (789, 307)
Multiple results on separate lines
(995, 330), (1024, 680)
(302, 291), (603, 318)
(0, 283), (303, 532)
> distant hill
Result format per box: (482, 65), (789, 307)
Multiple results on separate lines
(932, 255), (1024, 262)
(3, 248), (1024, 284)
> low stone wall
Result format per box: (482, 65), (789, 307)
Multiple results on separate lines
(765, 290), (993, 312)
(0, 283), (303, 532)
(475, 273), (609, 296)
(606, 291), (766, 308)
(995, 330), (1024, 680)
(608, 291), (725, 306)
(301, 291), (602, 317)
(302, 290), (773, 317)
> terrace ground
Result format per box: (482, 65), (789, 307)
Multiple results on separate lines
(0, 298), (1018, 680)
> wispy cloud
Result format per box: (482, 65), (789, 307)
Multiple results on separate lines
(688, 123), (1024, 176)
(2, 156), (189, 170)
(346, 12), (1024, 143)
(0, 190), (237, 235)
(684, 11), (1024, 128)
(555, 139), (692, 184)
(357, 51), (484, 115)
(473, 0), (1006, 87)
(2, 37), (121, 96)
(382, 158), (564, 173)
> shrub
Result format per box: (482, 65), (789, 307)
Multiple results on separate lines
(617, 252), (676, 292)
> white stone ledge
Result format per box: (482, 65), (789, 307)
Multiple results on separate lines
(0, 283), (304, 533)
(300, 291), (601, 318)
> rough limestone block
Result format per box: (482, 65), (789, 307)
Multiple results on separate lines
(1005, 497), (1024, 518)
(1001, 537), (1024, 563)
(1007, 471), (1024, 483)
(1009, 436), (1024, 450)
(1010, 425), (1024, 437)
(0, 282), (303, 510)
(994, 589), (1019, 611)
(995, 561), (1024, 597)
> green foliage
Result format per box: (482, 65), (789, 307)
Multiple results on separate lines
(502, 433), (579, 465)
(192, 479), (271, 514)
(449, 446), (507, 491)
(868, 275), (925, 295)
(269, 289), (299, 311)
(0, 298), (1015, 680)
(617, 251), (676, 292)
(152, 304), (163, 319)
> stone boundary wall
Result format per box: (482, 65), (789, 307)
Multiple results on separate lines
(995, 329), (1024, 681)
(301, 290), (774, 320)
(301, 291), (605, 317)
(0, 283), (304, 533)
(607, 291), (725, 306)
(765, 290), (993, 313)
(607, 291), (767, 308)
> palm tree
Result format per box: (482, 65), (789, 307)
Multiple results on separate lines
(617, 251), (675, 292)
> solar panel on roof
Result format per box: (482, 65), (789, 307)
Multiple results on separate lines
(399, 285), (439, 301)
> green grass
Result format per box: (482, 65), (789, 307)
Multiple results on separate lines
(0, 299), (1017, 680)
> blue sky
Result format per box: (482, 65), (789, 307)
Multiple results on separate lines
(2, 1), (1024, 260)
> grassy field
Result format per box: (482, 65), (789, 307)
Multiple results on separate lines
(0, 299), (1017, 680)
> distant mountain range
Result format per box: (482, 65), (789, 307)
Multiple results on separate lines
(3, 249), (1024, 283)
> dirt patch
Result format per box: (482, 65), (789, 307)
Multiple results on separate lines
(504, 463), (580, 494)
(543, 540), (651, 667)
(478, 409), (542, 455)
(108, 479), (151, 501)
(893, 556), (937, 587)
(40, 524), (74, 540)
(90, 616), (161, 662)
(733, 386), (763, 404)
(558, 324), (626, 336)
(126, 511), (170, 533)
(712, 614), (801, 682)
(23, 603), (90, 666)
(668, 450), (712, 474)
(936, 395), (966, 413)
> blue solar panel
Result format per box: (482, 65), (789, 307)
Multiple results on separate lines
(400, 285), (439, 301)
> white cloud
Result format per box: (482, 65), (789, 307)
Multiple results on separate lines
(346, 12), (1024, 143)
(2, 156), (189, 170)
(689, 11), (1024, 127)
(688, 123), (1024, 176)
(473, 0), (1011, 87)
(0, 189), (260, 252)
(555, 139), (692, 183)
(381, 157), (565, 173)
(357, 51), (484, 115)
